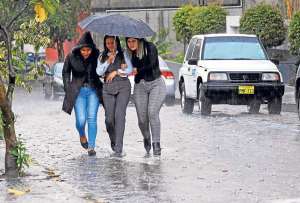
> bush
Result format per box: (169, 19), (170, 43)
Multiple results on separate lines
(150, 28), (172, 59)
(240, 4), (286, 48)
(173, 53), (185, 64)
(289, 11), (300, 55)
(173, 4), (194, 44)
(10, 135), (31, 175)
(189, 5), (227, 35)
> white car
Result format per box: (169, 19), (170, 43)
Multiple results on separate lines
(179, 34), (285, 115)
(129, 56), (176, 106)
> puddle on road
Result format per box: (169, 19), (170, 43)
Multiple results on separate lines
(59, 155), (171, 202)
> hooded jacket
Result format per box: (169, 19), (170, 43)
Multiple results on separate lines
(62, 32), (102, 115)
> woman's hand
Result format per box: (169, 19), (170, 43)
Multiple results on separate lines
(107, 51), (116, 64)
(106, 71), (117, 83)
(133, 68), (138, 75)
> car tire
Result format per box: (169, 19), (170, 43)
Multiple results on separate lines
(248, 100), (261, 114)
(197, 84), (211, 115)
(164, 96), (175, 106)
(180, 82), (194, 114)
(268, 97), (282, 114)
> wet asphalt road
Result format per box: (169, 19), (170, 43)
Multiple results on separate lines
(1, 84), (300, 203)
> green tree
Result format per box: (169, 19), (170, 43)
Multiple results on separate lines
(0, 0), (58, 176)
(150, 28), (172, 59)
(173, 4), (194, 52)
(240, 4), (286, 48)
(46, 0), (90, 61)
(189, 5), (227, 35)
(288, 11), (300, 55)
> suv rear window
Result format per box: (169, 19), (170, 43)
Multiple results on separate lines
(202, 36), (267, 60)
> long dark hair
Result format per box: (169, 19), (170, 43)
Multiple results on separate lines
(101, 35), (124, 63)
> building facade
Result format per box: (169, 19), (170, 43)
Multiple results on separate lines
(89, 0), (293, 52)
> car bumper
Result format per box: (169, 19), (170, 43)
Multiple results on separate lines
(202, 82), (285, 105)
(164, 78), (176, 97)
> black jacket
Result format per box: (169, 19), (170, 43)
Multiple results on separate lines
(62, 32), (102, 115)
(132, 41), (161, 83)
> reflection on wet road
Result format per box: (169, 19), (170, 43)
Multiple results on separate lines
(61, 155), (168, 202)
(2, 86), (300, 202)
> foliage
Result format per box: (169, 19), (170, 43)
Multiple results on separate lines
(31, 0), (59, 15)
(173, 4), (194, 44)
(165, 52), (185, 64)
(10, 135), (31, 175)
(0, 43), (46, 92)
(173, 53), (185, 64)
(14, 19), (50, 52)
(45, 0), (90, 61)
(288, 11), (300, 55)
(173, 5), (226, 43)
(0, 4), (51, 91)
(189, 5), (227, 35)
(150, 28), (172, 58)
(240, 3), (286, 48)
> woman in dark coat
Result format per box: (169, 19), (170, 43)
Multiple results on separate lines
(126, 37), (166, 156)
(62, 31), (102, 156)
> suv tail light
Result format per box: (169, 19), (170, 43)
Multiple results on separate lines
(161, 70), (174, 79)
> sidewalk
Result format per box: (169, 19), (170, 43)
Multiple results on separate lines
(0, 144), (90, 203)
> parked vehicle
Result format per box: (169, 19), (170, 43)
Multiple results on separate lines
(25, 52), (46, 72)
(43, 62), (64, 99)
(128, 56), (176, 106)
(179, 34), (284, 115)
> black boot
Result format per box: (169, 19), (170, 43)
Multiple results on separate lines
(144, 137), (151, 153)
(152, 142), (161, 156)
(111, 142), (116, 152)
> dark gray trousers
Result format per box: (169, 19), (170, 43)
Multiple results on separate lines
(133, 77), (167, 143)
(103, 78), (131, 153)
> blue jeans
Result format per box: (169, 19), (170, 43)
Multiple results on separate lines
(74, 87), (100, 149)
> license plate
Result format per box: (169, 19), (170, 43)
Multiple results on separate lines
(238, 86), (254, 94)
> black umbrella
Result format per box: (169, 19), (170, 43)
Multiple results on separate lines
(78, 14), (155, 38)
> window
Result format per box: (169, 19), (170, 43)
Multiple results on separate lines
(202, 36), (267, 60)
(191, 39), (202, 59)
(185, 39), (196, 61)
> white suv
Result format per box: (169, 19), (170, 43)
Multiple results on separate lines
(179, 34), (284, 115)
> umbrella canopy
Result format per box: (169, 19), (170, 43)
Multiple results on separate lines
(78, 14), (155, 38)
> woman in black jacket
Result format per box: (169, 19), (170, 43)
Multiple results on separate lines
(126, 38), (167, 156)
(62, 32), (102, 156)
